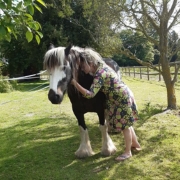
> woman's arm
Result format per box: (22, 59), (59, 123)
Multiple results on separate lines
(71, 79), (89, 96)
(71, 69), (103, 99)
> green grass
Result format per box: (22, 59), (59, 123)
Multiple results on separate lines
(0, 77), (180, 180)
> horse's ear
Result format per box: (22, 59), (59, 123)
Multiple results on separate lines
(65, 43), (73, 56)
(48, 43), (55, 50)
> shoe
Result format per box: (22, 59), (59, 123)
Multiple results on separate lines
(131, 147), (142, 152)
(115, 154), (132, 161)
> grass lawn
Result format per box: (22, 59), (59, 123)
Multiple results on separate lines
(0, 77), (180, 180)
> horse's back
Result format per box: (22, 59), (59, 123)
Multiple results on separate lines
(103, 58), (121, 80)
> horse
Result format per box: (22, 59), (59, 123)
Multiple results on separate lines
(43, 44), (120, 158)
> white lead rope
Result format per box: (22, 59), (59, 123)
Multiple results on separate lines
(0, 70), (47, 81)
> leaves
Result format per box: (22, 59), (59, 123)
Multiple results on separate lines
(0, 25), (7, 36)
(33, 3), (43, 13)
(26, 30), (33, 42)
(36, 0), (46, 7)
(36, 31), (43, 38)
(27, 5), (34, 15)
(5, 33), (11, 42)
(35, 34), (40, 44)
(0, 2), (6, 9)
(0, 0), (46, 44)
(24, 13), (33, 20)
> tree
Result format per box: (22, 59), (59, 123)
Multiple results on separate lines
(0, 0), (46, 44)
(65, 0), (180, 109)
(0, 0), (95, 76)
(113, 29), (154, 66)
(106, 0), (180, 109)
(52, 0), (122, 56)
(0, 0), (63, 77)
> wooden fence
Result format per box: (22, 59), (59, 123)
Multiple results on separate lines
(121, 61), (180, 82)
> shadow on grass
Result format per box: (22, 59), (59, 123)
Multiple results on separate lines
(0, 113), (145, 180)
(1, 110), (179, 180)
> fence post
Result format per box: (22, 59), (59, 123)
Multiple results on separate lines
(140, 67), (142, 79)
(133, 66), (135, 78)
(128, 67), (131, 76)
(147, 67), (149, 80)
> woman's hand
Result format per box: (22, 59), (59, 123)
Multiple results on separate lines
(71, 78), (90, 97)
(71, 79), (77, 86)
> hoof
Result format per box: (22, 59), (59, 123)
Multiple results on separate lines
(101, 148), (116, 156)
(75, 149), (95, 158)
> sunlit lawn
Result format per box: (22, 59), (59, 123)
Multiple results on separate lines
(0, 77), (180, 180)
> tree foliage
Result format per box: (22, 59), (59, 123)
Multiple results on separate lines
(51, 0), (123, 56)
(0, 0), (120, 77)
(114, 30), (154, 66)
(0, 0), (46, 44)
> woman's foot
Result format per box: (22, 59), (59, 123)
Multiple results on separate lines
(131, 141), (141, 152)
(131, 147), (142, 152)
(115, 153), (132, 161)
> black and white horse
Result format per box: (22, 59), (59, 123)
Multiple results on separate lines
(44, 44), (120, 158)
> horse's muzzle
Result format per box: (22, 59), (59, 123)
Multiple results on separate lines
(48, 89), (63, 104)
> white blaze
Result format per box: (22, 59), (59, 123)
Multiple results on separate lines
(49, 67), (66, 94)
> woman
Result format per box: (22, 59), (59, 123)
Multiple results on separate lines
(71, 50), (141, 161)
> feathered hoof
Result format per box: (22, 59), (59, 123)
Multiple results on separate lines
(101, 147), (117, 156)
(75, 149), (95, 158)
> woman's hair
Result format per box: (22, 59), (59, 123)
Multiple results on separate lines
(68, 46), (105, 82)
(81, 48), (105, 66)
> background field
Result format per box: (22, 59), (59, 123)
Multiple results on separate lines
(0, 77), (180, 180)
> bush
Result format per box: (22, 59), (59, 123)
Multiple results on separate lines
(0, 76), (18, 93)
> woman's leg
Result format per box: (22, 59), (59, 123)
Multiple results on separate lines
(123, 127), (132, 155)
(115, 127), (132, 161)
(130, 126), (141, 150)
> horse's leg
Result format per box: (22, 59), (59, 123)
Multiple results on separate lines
(73, 111), (94, 158)
(98, 112), (117, 156)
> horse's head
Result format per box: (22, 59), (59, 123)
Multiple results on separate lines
(44, 44), (99, 104)
(43, 44), (72, 104)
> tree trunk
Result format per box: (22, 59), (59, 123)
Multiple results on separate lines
(160, 53), (177, 109)
(159, 5), (177, 110)
(165, 81), (177, 109)
(161, 59), (177, 109)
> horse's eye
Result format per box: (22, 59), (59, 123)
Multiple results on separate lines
(63, 66), (66, 71)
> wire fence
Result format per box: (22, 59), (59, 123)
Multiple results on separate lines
(0, 70), (49, 106)
(0, 70), (47, 81)
(40, 70), (49, 80)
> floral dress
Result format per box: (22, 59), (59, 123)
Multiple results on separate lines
(84, 63), (138, 132)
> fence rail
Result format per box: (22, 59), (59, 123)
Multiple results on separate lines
(121, 61), (180, 82)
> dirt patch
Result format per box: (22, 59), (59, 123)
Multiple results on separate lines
(161, 109), (180, 117)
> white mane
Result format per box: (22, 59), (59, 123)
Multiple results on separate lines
(43, 47), (66, 71)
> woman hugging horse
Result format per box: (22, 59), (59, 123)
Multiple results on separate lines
(66, 46), (141, 161)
